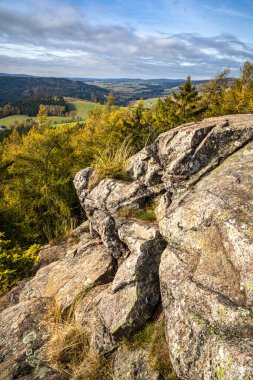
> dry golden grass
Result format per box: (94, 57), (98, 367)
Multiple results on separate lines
(46, 302), (113, 380)
(89, 140), (133, 189)
(72, 352), (113, 380)
(47, 321), (89, 374)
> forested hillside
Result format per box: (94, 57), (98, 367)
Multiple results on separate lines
(0, 76), (109, 105)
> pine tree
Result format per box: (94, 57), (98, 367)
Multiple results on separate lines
(173, 76), (201, 122)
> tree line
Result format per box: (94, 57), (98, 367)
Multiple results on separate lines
(0, 96), (68, 119)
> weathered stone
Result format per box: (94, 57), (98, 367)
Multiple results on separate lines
(159, 139), (253, 379)
(95, 220), (166, 340)
(82, 179), (157, 258)
(154, 192), (172, 222)
(113, 346), (160, 380)
(87, 209), (128, 258)
(126, 142), (164, 191)
(157, 115), (253, 191)
(37, 241), (69, 268)
(0, 298), (51, 380)
(37, 221), (90, 268)
(0, 278), (29, 313)
(113, 220), (166, 292)
(83, 179), (149, 218)
(75, 284), (115, 354)
(20, 236), (115, 311)
(73, 167), (94, 207)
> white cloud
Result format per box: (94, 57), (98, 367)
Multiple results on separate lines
(0, 2), (253, 78)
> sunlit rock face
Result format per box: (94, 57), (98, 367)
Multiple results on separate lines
(159, 140), (253, 379)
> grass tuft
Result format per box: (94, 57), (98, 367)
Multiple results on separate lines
(89, 140), (133, 188)
(117, 201), (156, 222)
(47, 322), (89, 372)
(72, 353), (112, 380)
(117, 206), (156, 221)
(46, 302), (113, 380)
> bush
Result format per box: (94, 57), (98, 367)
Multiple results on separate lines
(0, 232), (39, 296)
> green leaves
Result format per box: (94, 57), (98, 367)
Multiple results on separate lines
(0, 232), (39, 295)
(0, 119), (80, 244)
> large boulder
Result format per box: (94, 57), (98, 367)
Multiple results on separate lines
(20, 236), (115, 311)
(157, 115), (253, 190)
(159, 127), (253, 379)
(94, 220), (166, 342)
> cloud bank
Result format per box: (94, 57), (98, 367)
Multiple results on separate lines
(0, 2), (253, 78)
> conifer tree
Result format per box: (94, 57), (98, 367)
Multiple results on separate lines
(173, 76), (199, 121)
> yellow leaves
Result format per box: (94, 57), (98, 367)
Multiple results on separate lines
(37, 104), (50, 129)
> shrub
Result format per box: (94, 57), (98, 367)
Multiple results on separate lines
(0, 232), (39, 296)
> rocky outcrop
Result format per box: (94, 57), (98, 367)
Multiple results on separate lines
(20, 234), (115, 311)
(1, 115), (253, 379)
(159, 139), (253, 379)
(0, 233), (115, 379)
(74, 114), (253, 380)
(95, 220), (166, 341)
(0, 297), (68, 380)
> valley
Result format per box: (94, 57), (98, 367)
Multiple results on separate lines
(0, 99), (105, 129)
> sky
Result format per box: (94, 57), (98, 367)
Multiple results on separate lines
(0, 0), (253, 79)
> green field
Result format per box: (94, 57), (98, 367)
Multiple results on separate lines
(0, 99), (104, 129)
(66, 99), (103, 118)
(143, 97), (160, 108)
(0, 115), (32, 128)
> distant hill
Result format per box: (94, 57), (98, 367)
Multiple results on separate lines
(0, 76), (109, 105)
(70, 77), (186, 83)
(74, 78), (207, 105)
(0, 73), (34, 78)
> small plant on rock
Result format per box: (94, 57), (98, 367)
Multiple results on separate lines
(117, 199), (156, 222)
(89, 140), (133, 188)
(124, 315), (177, 380)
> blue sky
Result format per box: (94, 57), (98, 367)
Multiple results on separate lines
(0, 0), (253, 78)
